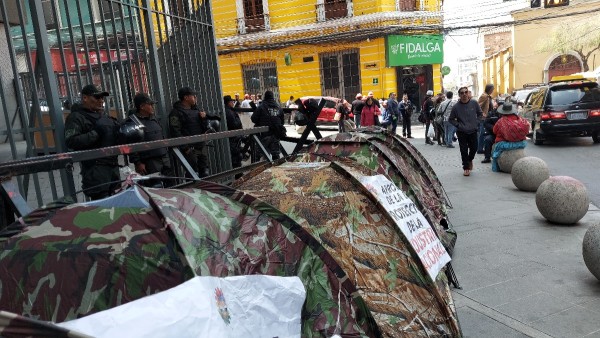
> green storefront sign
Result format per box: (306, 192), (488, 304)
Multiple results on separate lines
(386, 35), (444, 67)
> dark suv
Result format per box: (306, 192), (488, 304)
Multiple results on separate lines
(521, 80), (600, 145)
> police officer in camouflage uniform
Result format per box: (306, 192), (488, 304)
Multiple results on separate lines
(169, 87), (210, 177)
(123, 93), (173, 187)
(64, 84), (120, 200)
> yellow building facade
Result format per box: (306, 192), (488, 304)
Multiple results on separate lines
(510, 0), (600, 90)
(213, 0), (444, 105)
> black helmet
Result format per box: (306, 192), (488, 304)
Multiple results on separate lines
(207, 119), (220, 133)
(119, 114), (145, 143)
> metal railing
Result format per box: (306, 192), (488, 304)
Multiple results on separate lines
(0, 0), (227, 208)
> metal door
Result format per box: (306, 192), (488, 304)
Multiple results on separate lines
(242, 62), (279, 100)
(320, 49), (361, 102)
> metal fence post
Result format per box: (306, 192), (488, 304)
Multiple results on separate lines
(29, 0), (76, 199)
(141, 0), (167, 131)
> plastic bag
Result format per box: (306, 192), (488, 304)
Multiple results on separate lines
(427, 127), (435, 138)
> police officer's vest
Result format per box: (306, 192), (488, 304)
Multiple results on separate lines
(181, 108), (204, 136)
(81, 111), (119, 166)
(138, 116), (167, 159)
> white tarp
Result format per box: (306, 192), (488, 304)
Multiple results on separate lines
(359, 175), (451, 281)
(57, 275), (305, 338)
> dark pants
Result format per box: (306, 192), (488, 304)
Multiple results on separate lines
(81, 163), (120, 200)
(260, 134), (281, 160)
(185, 144), (209, 177)
(391, 117), (398, 134)
(483, 134), (495, 160)
(425, 120), (432, 143)
(457, 131), (478, 170)
(140, 155), (174, 188)
(434, 120), (445, 144)
(229, 136), (242, 168)
(477, 122), (485, 152)
(401, 112), (412, 136)
(338, 118), (346, 133)
(354, 113), (361, 128)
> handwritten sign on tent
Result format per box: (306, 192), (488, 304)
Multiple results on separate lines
(359, 175), (451, 281)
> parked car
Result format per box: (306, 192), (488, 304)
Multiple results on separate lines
(294, 96), (353, 123)
(521, 77), (600, 145)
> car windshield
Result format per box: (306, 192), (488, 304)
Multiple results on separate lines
(323, 100), (336, 109)
(548, 85), (600, 105)
(514, 89), (533, 102)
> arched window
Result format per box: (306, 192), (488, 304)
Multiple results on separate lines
(547, 54), (582, 81)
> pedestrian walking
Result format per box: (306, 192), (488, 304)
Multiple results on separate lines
(439, 91), (457, 148)
(335, 99), (351, 132)
(169, 86), (211, 178)
(64, 84), (121, 200)
(477, 83), (495, 154)
(351, 93), (365, 128)
(448, 86), (483, 176)
(387, 92), (400, 134)
(360, 97), (380, 127)
(422, 90), (435, 145)
(399, 94), (413, 138)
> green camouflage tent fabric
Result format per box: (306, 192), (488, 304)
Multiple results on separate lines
(0, 185), (382, 336)
(233, 161), (461, 337)
(293, 130), (456, 252)
(145, 185), (380, 336)
(0, 203), (192, 322)
(0, 310), (92, 338)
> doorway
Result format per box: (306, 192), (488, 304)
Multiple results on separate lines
(319, 49), (361, 102)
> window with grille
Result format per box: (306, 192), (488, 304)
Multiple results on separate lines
(102, 0), (123, 20)
(41, 0), (60, 30)
(243, 0), (265, 32)
(168, 0), (192, 17)
(324, 0), (347, 20)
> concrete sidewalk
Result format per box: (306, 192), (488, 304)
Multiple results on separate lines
(407, 125), (600, 338)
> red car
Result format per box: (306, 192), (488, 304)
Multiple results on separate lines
(295, 96), (353, 123)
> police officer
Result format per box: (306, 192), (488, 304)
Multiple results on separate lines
(251, 90), (285, 160)
(123, 93), (173, 187)
(224, 95), (243, 169)
(169, 87), (210, 177)
(64, 84), (120, 200)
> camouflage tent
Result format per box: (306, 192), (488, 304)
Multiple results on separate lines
(0, 185), (385, 336)
(232, 160), (461, 336)
(293, 130), (456, 252)
(0, 311), (91, 338)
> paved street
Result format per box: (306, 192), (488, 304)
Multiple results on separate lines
(406, 125), (600, 338)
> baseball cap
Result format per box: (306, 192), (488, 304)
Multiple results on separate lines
(81, 84), (109, 97)
(178, 86), (197, 100)
(134, 93), (156, 109)
(426, 90), (434, 96)
(224, 95), (234, 104)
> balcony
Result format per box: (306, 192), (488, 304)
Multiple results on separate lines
(316, 1), (352, 22)
(237, 13), (270, 34)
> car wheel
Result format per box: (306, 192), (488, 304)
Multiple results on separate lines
(533, 129), (544, 145)
(593, 131), (600, 144)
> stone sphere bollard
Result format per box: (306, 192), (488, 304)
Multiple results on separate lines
(497, 148), (526, 173)
(536, 176), (589, 224)
(583, 223), (600, 281)
(511, 157), (550, 192)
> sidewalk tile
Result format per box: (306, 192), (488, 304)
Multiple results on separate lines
(531, 305), (600, 338)
(496, 291), (575, 324)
